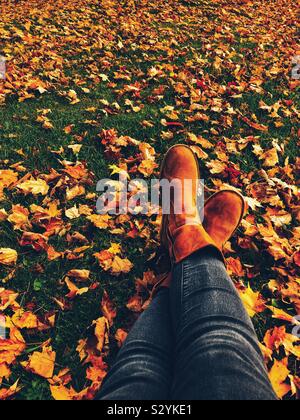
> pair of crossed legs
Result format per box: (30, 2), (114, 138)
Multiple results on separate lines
(98, 250), (276, 400)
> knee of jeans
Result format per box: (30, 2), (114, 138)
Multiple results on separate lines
(115, 340), (173, 373)
(108, 357), (172, 388)
(122, 339), (172, 357)
(183, 330), (261, 371)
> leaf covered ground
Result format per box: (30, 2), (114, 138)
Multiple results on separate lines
(0, 0), (299, 400)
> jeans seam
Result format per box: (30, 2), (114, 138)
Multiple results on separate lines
(182, 260), (191, 328)
(180, 262), (185, 320)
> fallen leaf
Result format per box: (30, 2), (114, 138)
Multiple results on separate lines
(67, 270), (90, 281)
(93, 317), (109, 353)
(87, 214), (111, 229)
(259, 148), (279, 168)
(269, 358), (291, 399)
(101, 291), (117, 326)
(115, 329), (128, 348)
(0, 249), (18, 266)
(21, 345), (56, 379)
(65, 278), (89, 299)
(238, 285), (266, 317)
(17, 178), (49, 195)
(0, 380), (21, 400)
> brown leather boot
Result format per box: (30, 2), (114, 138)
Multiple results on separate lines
(160, 145), (220, 265)
(152, 148), (245, 297)
(203, 190), (245, 250)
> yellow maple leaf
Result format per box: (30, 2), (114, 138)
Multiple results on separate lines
(65, 205), (80, 220)
(8, 204), (30, 230)
(0, 363), (11, 381)
(107, 243), (122, 255)
(66, 185), (85, 201)
(0, 170), (19, 199)
(50, 384), (76, 401)
(21, 345), (56, 379)
(0, 336), (26, 365)
(68, 144), (82, 155)
(0, 248), (18, 266)
(87, 214), (111, 229)
(17, 178), (49, 196)
(259, 148), (279, 168)
(0, 289), (20, 311)
(264, 326), (300, 359)
(76, 339), (88, 363)
(67, 89), (80, 105)
(238, 285), (266, 318)
(50, 384), (95, 401)
(111, 255), (133, 276)
(206, 160), (227, 174)
(138, 159), (158, 177)
(269, 358), (291, 399)
(11, 310), (39, 329)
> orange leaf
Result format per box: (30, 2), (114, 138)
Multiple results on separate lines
(269, 358), (291, 399)
(0, 380), (21, 400)
(11, 310), (40, 329)
(293, 251), (300, 267)
(241, 116), (268, 132)
(115, 329), (128, 348)
(87, 214), (112, 229)
(93, 317), (109, 353)
(67, 270), (90, 281)
(8, 204), (31, 231)
(226, 257), (245, 277)
(111, 255), (133, 276)
(238, 285), (266, 317)
(259, 148), (279, 168)
(267, 307), (297, 324)
(126, 295), (143, 313)
(0, 363), (11, 381)
(21, 345), (56, 379)
(101, 291), (117, 326)
(0, 249), (18, 266)
(86, 356), (107, 384)
(65, 278), (89, 299)
(17, 177), (49, 195)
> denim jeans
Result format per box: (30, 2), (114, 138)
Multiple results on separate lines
(97, 250), (277, 400)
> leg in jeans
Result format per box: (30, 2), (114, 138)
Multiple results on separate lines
(98, 288), (174, 400)
(170, 249), (277, 400)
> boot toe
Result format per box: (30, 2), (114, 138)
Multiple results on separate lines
(161, 145), (199, 180)
(203, 190), (245, 248)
